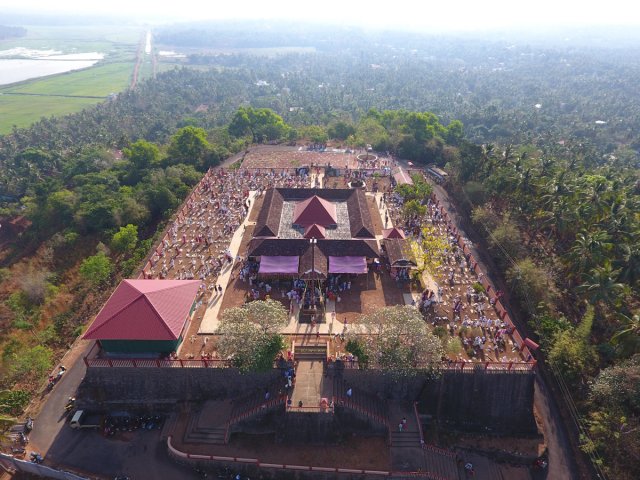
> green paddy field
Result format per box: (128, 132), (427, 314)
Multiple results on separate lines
(0, 25), (162, 134)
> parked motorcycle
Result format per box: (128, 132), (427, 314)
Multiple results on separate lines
(24, 416), (33, 432)
(64, 397), (76, 415)
(11, 446), (25, 457)
(29, 452), (43, 464)
(45, 366), (66, 392)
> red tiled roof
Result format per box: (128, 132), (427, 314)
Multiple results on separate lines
(293, 195), (337, 226)
(83, 279), (200, 341)
(382, 227), (406, 239)
(303, 223), (326, 239)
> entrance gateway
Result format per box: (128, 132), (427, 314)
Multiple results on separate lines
(289, 343), (332, 412)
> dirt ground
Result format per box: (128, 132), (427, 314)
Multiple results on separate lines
(449, 433), (544, 457)
(334, 270), (408, 323)
(171, 411), (390, 470)
(242, 149), (358, 170)
(323, 175), (393, 194)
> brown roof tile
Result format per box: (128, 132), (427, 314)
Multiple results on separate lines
(254, 188), (283, 237)
(383, 239), (417, 267)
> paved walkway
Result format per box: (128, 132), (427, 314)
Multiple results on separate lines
(281, 300), (365, 335)
(289, 360), (333, 411)
(199, 191), (258, 333)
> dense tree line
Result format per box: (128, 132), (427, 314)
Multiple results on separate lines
(444, 141), (639, 480)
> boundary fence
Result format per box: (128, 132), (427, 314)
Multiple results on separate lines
(167, 436), (440, 479)
(84, 339), (535, 371)
(0, 453), (91, 480)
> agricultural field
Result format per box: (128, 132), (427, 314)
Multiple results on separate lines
(0, 25), (145, 134)
(0, 94), (96, 132)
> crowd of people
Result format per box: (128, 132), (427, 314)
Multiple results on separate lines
(382, 179), (523, 363)
(141, 156), (521, 363)
(144, 168), (310, 290)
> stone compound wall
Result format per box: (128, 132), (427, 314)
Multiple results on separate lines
(77, 367), (281, 410)
(342, 367), (537, 435)
(430, 369), (537, 434)
(79, 365), (536, 434)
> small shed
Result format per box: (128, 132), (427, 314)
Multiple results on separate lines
(383, 239), (418, 269)
(83, 279), (200, 355)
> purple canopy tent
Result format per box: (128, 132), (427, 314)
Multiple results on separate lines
(328, 256), (367, 274)
(259, 256), (299, 274)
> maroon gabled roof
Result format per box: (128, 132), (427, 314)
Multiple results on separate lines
(83, 279), (200, 341)
(383, 227), (406, 239)
(293, 195), (337, 226)
(303, 223), (326, 239)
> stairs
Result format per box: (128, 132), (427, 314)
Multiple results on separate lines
(390, 429), (421, 447)
(422, 444), (461, 480)
(334, 378), (389, 427)
(294, 343), (327, 360)
(228, 379), (286, 428)
(183, 403), (229, 445)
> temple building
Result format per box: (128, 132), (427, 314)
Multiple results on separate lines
(248, 188), (380, 280)
(247, 188), (381, 322)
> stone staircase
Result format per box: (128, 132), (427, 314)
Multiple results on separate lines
(333, 378), (389, 427)
(387, 402), (461, 480)
(293, 343), (327, 360)
(227, 379), (286, 431)
(183, 401), (231, 445)
(390, 429), (421, 447)
(421, 444), (461, 480)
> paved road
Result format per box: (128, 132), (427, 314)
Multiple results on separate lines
(27, 338), (202, 479)
(46, 428), (196, 480)
(28, 340), (92, 456)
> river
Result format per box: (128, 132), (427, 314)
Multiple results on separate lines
(0, 49), (104, 86)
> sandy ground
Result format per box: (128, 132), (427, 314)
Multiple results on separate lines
(170, 409), (391, 471)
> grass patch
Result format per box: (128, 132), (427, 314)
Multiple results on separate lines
(2, 62), (134, 96)
(0, 62), (136, 133)
(0, 94), (100, 134)
(0, 25), (142, 133)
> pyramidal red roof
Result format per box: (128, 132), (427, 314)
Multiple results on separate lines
(303, 223), (326, 239)
(293, 195), (337, 226)
(83, 279), (200, 341)
(382, 227), (406, 239)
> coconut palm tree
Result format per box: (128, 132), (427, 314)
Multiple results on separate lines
(616, 241), (640, 288)
(610, 312), (640, 357)
(577, 262), (626, 308)
(569, 230), (614, 279)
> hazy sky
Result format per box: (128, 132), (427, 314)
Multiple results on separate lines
(2, 0), (639, 31)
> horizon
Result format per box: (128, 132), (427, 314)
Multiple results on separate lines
(1, 0), (640, 34)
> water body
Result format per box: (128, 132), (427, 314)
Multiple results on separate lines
(0, 49), (104, 86)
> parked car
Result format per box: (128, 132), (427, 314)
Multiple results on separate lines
(70, 410), (103, 429)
